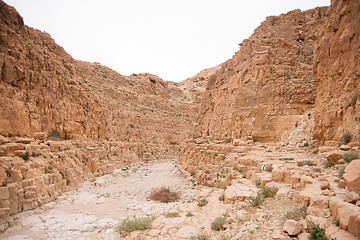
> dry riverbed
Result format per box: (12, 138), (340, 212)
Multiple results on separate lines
(0, 157), (322, 240)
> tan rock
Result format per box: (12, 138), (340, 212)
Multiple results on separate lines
(224, 182), (258, 203)
(271, 231), (288, 240)
(11, 137), (34, 144)
(0, 136), (10, 145)
(320, 181), (330, 190)
(329, 197), (360, 236)
(297, 232), (310, 240)
(283, 219), (303, 236)
(326, 152), (343, 163)
(31, 132), (47, 141)
(343, 160), (360, 194)
(339, 145), (352, 151)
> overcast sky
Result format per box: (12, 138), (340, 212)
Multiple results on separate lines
(5, 0), (329, 82)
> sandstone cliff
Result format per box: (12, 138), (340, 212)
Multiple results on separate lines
(180, 8), (328, 176)
(191, 8), (327, 144)
(0, 0), (202, 230)
(0, 1), (200, 150)
(313, 0), (360, 144)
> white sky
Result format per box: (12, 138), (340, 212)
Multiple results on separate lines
(5, 0), (329, 82)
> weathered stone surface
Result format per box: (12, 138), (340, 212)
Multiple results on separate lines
(224, 182), (258, 203)
(283, 219), (303, 236)
(313, 0), (360, 143)
(343, 160), (360, 194)
(326, 152), (343, 163)
(329, 197), (360, 237)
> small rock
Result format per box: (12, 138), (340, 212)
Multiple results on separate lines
(339, 145), (352, 151)
(338, 180), (346, 188)
(298, 232), (310, 240)
(320, 181), (330, 190)
(272, 230), (288, 240)
(326, 152), (342, 163)
(322, 189), (331, 196)
(283, 219), (303, 236)
(0, 135), (10, 144)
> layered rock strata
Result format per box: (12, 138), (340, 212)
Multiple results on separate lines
(313, 0), (360, 144)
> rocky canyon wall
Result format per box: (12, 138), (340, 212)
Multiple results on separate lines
(191, 7), (327, 144)
(180, 8), (328, 174)
(313, 0), (360, 144)
(0, 1), (202, 230)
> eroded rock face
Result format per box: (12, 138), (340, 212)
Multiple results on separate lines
(313, 0), (360, 144)
(191, 8), (327, 144)
(180, 8), (327, 175)
(0, 0), (203, 230)
(0, 1), (197, 148)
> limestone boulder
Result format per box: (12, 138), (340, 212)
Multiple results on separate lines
(282, 219), (303, 236)
(326, 152), (343, 163)
(343, 160), (360, 194)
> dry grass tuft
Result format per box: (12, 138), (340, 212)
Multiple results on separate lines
(148, 186), (180, 203)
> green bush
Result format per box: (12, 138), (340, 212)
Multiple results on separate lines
(323, 160), (334, 168)
(46, 129), (63, 141)
(309, 224), (327, 240)
(218, 193), (224, 201)
(190, 234), (209, 240)
(197, 198), (208, 207)
(250, 194), (264, 207)
(21, 151), (30, 161)
(343, 151), (359, 163)
(115, 217), (152, 237)
(285, 208), (307, 221)
(339, 166), (345, 179)
(259, 187), (278, 198)
(211, 217), (226, 231)
(342, 133), (352, 144)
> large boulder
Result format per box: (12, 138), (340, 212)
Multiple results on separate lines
(344, 160), (360, 194)
(282, 219), (303, 236)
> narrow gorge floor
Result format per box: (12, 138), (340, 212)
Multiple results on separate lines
(0, 155), (336, 240)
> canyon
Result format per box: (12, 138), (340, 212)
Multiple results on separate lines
(0, 0), (359, 239)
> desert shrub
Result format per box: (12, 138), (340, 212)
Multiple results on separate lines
(323, 160), (334, 168)
(303, 160), (314, 166)
(219, 193), (225, 201)
(259, 187), (278, 198)
(343, 151), (359, 163)
(309, 224), (327, 240)
(46, 129), (63, 141)
(21, 151), (30, 161)
(285, 207), (307, 221)
(338, 166), (345, 179)
(250, 194), (264, 207)
(186, 212), (194, 217)
(148, 186), (180, 203)
(164, 212), (180, 218)
(190, 234), (209, 240)
(5, 168), (11, 177)
(211, 217), (226, 231)
(342, 133), (352, 144)
(312, 149), (319, 154)
(197, 198), (208, 207)
(115, 217), (152, 237)
(346, 93), (358, 108)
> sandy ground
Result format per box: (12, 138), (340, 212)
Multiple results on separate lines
(1, 160), (198, 240)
